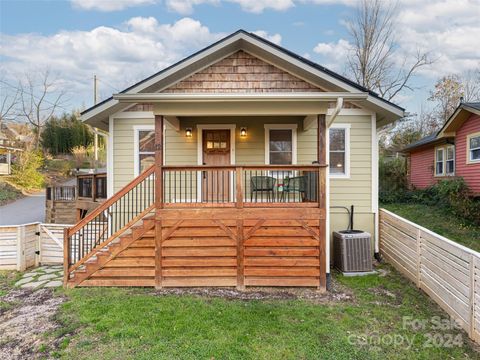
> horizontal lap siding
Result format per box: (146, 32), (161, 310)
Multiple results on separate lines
(409, 147), (435, 189)
(330, 115), (373, 235)
(455, 114), (480, 194)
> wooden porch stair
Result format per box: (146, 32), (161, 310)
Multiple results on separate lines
(67, 213), (155, 288)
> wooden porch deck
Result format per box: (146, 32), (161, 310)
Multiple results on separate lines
(64, 115), (327, 289)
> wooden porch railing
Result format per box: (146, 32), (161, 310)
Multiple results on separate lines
(64, 165), (155, 276)
(162, 164), (326, 207)
(65, 164), (327, 282)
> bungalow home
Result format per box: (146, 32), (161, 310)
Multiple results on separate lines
(403, 102), (480, 195)
(66, 30), (404, 290)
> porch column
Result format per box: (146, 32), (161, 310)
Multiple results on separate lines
(317, 114), (327, 290)
(155, 115), (164, 289)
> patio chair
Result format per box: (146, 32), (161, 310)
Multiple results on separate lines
(250, 176), (276, 202)
(281, 175), (306, 202)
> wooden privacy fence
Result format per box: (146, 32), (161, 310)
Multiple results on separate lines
(379, 208), (480, 343)
(0, 223), (70, 270)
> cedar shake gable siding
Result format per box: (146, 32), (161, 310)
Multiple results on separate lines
(162, 51), (323, 93)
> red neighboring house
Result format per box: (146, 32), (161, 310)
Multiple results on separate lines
(403, 102), (480, 196)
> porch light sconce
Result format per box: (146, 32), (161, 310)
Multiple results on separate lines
(240, 127), (247, 137)
(185, 128), (192, 137)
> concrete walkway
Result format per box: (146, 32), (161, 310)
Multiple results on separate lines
(14, 265), (63, 289)
(0, 190), (45, 225)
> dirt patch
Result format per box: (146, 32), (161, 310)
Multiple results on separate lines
(368, 285), (403, 307)
(0, 288), (66, 360)
(153, 278), (354, 304)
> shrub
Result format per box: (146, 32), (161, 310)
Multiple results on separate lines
(379, 155), (408, 203)
(10, 149), (45, 190)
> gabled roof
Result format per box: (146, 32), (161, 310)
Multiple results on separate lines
(438, 102), (480, 137)
(81, 29), (404, 129)
(403, 102), (480, 152)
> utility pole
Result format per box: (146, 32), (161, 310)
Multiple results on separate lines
(93, 75), (99, 167)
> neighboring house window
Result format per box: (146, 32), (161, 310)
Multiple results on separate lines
(264, 124), (297, 165)
(468, 133), (480, 163)
(435, 148), (444, 176)
(446, 145), (455, 175)
(329, 124), (350, 178)
(134, 126), (155, 176)
(435, 145), (455, 176)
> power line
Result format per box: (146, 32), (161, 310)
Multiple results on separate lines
(0, 79), (71, 113)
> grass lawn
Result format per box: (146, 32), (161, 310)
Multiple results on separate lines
(47, 265), (478, 359)
(0, 180), (23, 206)
(382, 203), (480, 252)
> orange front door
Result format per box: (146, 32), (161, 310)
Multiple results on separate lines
(202, 129), (231, 202)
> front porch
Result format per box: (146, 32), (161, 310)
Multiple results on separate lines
(64, 114), (328, 290)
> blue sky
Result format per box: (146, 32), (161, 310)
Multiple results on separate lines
(1, 0), (479, 117)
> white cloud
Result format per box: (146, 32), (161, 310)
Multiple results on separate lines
(252, 31), (282, 45)
(0, 17), (224, 108)
(165, 0), (293, 14)
(71, 0), (157, 12)
(313, 39), (351, 71)
(165, 0), (219, 15)
(311, 0), (480, 79)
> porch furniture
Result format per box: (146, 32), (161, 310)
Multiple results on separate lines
(280, 175), (306, 202)
(250, 175), (276, 202)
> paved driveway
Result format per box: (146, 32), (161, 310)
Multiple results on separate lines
(0, 190), (45, 225)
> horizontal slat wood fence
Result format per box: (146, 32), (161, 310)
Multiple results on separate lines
(0, 223), (70, 270)
(379, 208), (480, 343)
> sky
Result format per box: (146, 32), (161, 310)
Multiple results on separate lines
(1, 0), (479, 118)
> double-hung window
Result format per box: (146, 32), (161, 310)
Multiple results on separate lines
(329, 125), (350, 178)
(446, 145), (455, 175)
(134, 127), (155, 176)
(435, 145), (455, 176)
(468, 133), (480, 163)
(435, 148), (444, 176)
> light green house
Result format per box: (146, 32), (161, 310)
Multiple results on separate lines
(74, 30), (404, 289)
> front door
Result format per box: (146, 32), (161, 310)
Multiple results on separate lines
(202, 129), (231, 202)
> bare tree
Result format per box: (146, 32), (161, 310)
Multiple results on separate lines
(462, 68), (480, 102)
(0, 75), (19, 129)
(346, 0), (432, 101)
(18, 69), (67, 149)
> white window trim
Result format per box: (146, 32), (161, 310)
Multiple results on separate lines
(264, 124), (298, 165)
(133, 125), (157, 177)
(328, 124), (351, 179)
(467, 132), (480, 164)
(434, 146), (445, 177)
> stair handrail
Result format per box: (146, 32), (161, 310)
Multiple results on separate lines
(66, 164), (155, 238)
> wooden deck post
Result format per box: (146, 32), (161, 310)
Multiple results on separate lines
(235, 166), (245, 290)
(155, 115), (164, 289)
(317, 114), (327, 290)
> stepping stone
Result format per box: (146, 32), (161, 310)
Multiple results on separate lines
(23, 272), (38, 277)
(44, 280), (63, 288)
(21, 280), (46, 289)
(38, 274), (57, 281)
(43, 268), (58, 274)
(15, 277), (34, 286)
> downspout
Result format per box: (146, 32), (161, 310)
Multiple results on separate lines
(326, 97), (343, 127)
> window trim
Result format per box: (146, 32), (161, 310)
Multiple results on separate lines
(264, 124), (297, 165)
(467, 132), (480, 164)
(133, 125), (155, 177)
(434, 144), (456, 177)
(328, 124), (351, 179)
